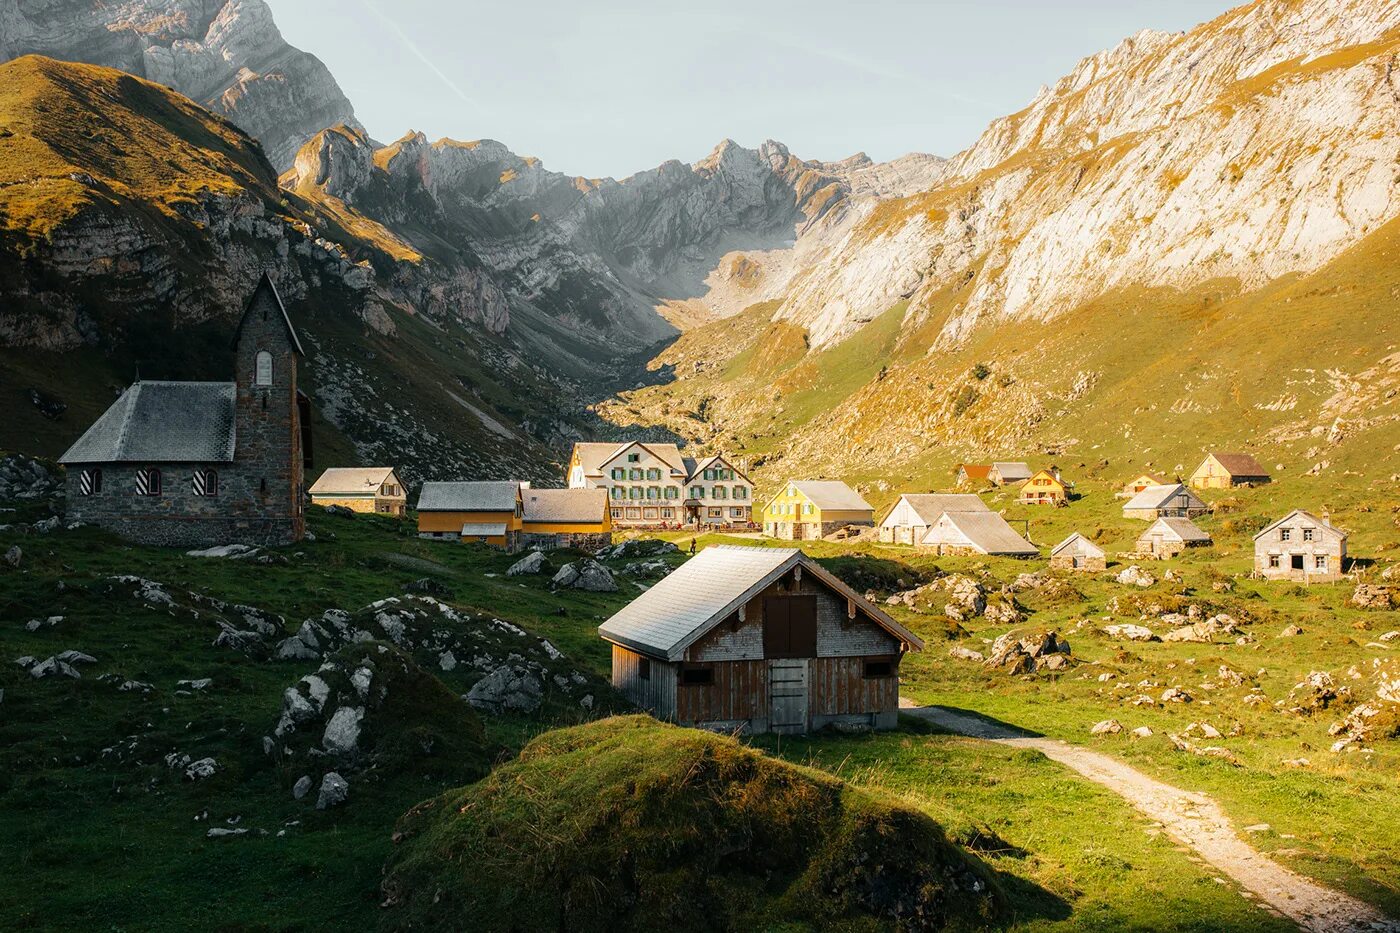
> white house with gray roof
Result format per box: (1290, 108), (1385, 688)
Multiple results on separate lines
(1122, 483), (1209, 521)
(61, 275), (310, 548)
(879, 493), (989, 545)
(919, 510), (1038, 557)
(1253, 510), (1347, 582)
(565, 441), (752, 527)
(599, 545), (923, 734)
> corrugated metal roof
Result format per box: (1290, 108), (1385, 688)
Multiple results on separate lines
(1124, 483), (1203, 511)
(417, 481), (520, 512)
(309, 467), (396, 496)
(460, 522), (508, 536)
(932, 512), (1038, 555)
(1151, 517), (1212, 542)
(788, 481), (873, 512)
(890, 494), (989, 526)
(1051, 532), (1104, 557)
(598, 545), (921, 661)
(1207, 452), (1268, 476)
(60, 381), (237, 464)
(992, 462), (1032, 481)
(523, 488), (608, 523)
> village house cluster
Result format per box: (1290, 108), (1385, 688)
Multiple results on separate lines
(51, 278), (1355, 735)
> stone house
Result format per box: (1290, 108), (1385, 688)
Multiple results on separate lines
(308, 467), (406, 515)
(416, 481), (524, 551)
(1190, 452), (1270, 489)
(1137, 517), (1211, 558)
(1050, 532), (1106, 571)
(565, 442), (753, 527)
(521, 487), (612, 550)
(762, 481), (874, 541)
(1122, 483), (1208, 521)
(599, 545), (923, 734)
(988, 462), (1032, 486)
(1253, 510), (1347, 582)
(879, 493), (988, 545)
(920, 511), (1038, 557)
(61, 275), (310, 548)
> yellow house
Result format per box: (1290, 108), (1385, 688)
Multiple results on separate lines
(1189, 452), (1270, 489)
(1119, 473), (1166, 498)
(308, 467), (407, 515)
(1018, 469), (1069, 506)
(762, 480), (875, 541)
(522, 487), (612, 549)
(416, 481), (523, 551)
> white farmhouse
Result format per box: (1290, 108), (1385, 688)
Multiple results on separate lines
(565, 441), (753, 527)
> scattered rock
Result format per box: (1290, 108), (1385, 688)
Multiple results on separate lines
(595, 538), (679, 560)
(1103, 624), (1157, 642)
(206, 827), (247, 838)
(507, 551), (547, 576)
(403, 577), (453, 598)
(184, 758), (218, 781)
(466, 665), (543, 713)
(1131, 726), (1153, 739)
(185, 544), (261, 559)
(947, 645), (985, 663)
(1350, 584), (1396, 611)
(322, 706), (365, 755)
(29, 657), (80, 679)
(1091, 719), (1122, 736)
(1116, 566), (1155, 588)
(3, 545), (19, 568)
(317, 772), (349, 809)
(1278, 625), (1304, 638)
(551, 559), (617, 592)
(293, 775), (313, 800)
(1161, 687), (1193, 703)
(1244, 824), (1271, 834)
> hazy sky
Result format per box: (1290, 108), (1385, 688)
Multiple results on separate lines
(270, 0), (1237, 179)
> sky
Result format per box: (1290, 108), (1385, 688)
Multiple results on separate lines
(270, 0), (1238, 180)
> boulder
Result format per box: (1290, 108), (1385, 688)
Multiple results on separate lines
(3, 545), (19, 568)
(1116, 565), (1155, 588)
(466, 665), (544, 714)
(317, 771), (349, 809)
(293, 775), (313, 800)
(1350, 584), (1396, 611)
(1161, 686), (1193, 703)
(552, 559), (617, 592)
(1130, 726), (1153, 739)
(29, 657), (80, 679)
(184, 757), (218, 781)
(403, 577), (453, 597)
(1091, 719), (1122, 736)
(322, 706), (365, 755)
(948, 645), (985, 663)
(595, 538), (679, 560)
(1278, 624), (1304, 638)
(1103, 623), (1157, 642)
(507, 551), (547, 576)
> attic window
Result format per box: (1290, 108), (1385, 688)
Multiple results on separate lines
(680, 666), (714, 686)
(627, 453), (640, 463)
(1303, 528), (1314, 542)
(255, 351), (273, 386)
(1280, 528), (1291, 542)
(863, 660), (894, 679)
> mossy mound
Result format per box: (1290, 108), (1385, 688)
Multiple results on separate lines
(380, 716), (1000, 932)
(269, 642), (492, 787)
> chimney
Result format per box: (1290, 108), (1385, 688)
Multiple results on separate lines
(1321, 508), (1330, 526)
(1052, 466), (1061, 482)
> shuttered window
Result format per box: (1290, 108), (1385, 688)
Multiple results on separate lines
(193, 469), (219, 497)
(135, 468), (161, 496)
(762, 595), (817, 659)
(79, 468), (102, 496)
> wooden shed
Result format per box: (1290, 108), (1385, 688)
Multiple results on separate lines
(1190, 452), (1270, 489)
(988, 462), (1032, 486)
(416, 481), (524, 551)
(879, 493), (988, 545)
(598, 545), (923, 734)
(1049, 532), (1106, 571)
(1137, 517), (1211, 558)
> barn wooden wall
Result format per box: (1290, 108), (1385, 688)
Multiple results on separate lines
(612, 645), (677, 720)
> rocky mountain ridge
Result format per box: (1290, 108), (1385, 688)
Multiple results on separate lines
(0, 0), (359, 170)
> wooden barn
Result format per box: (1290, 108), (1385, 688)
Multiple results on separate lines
(955, 464), (993, 487)
(1190, 452), (1270, 489)
(309, 467), (407, 516)
(1018, 468), (1069, 506)
(1049, 532), (1105, 571)
(988, 462), (1032, 486)
(1122, 483), (1208, 521)
(1137, 517), (1211, 558)
(1253, 510), (1347, 582)
(879, 493), (988, 545)
(521, 487), (612, 550)
(919, 510), (1038, 557)
(416, 481), (524, 551)
(598, 545), (923, 734)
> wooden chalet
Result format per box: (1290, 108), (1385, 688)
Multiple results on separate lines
(1190, 452), (1270, 489)
(1118, 473), (1167, 498)
(1018, 468), (1069, 506)
(599, 545), (923, 734)
(416, 481), (524, 551)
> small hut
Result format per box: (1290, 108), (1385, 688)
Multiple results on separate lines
(1253, 510), (1347, 582)
(599, 545), (923, 734)
(1049, 533), (1106, 571)
(1137, 517), (1211, 558)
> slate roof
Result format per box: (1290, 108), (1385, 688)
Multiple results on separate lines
(787, 481), (873, 512)
(308, 467), (397, 496)
(887, 493), (990, 526)
(1206, 452), (1268, 477)
(1123, 483), (1204, 512)
(927, 511), (1039, 556)
(1051, 532), (1104, 558)
(1149, 517), (1212, 543)
(597, 545), (922, 661)
(1252, 510), (1347, 542)
(992, 462), (1033, 482)
(235, 273), (305, 356)
(60, 381), (237, 464)
(522, 487), (608, 524)
(416, 481), (520, 512)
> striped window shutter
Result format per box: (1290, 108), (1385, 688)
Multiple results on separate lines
(79, 469), (97, 496)
(136, 469), (152, 496)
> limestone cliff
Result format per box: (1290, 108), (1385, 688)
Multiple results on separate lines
(0, 0), (358, 170)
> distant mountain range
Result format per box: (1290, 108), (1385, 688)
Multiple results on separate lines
(1, 0), (1398, 492)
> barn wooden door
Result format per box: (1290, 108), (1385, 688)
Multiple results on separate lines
(764, 595), (816, 733)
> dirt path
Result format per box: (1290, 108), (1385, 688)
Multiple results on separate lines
(901, 702), (1397, 933)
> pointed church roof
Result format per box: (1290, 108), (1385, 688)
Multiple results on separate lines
(234, 272), (305, 356)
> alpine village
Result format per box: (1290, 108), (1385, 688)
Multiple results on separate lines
(2, 1), (1400, 931)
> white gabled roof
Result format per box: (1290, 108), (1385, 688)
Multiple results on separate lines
(1252, 509), (1346, 542)
(992, 462), (1032, 481)
(597, 545), (922, 661)
(309, 467), (397, 496)
(1147, 516), (1212, 543)
(927, 511), (1039, 556)
(1124, 483), (1203, 511)
(884, 493), (989, 527)
(1051, 532), (1104, 558)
